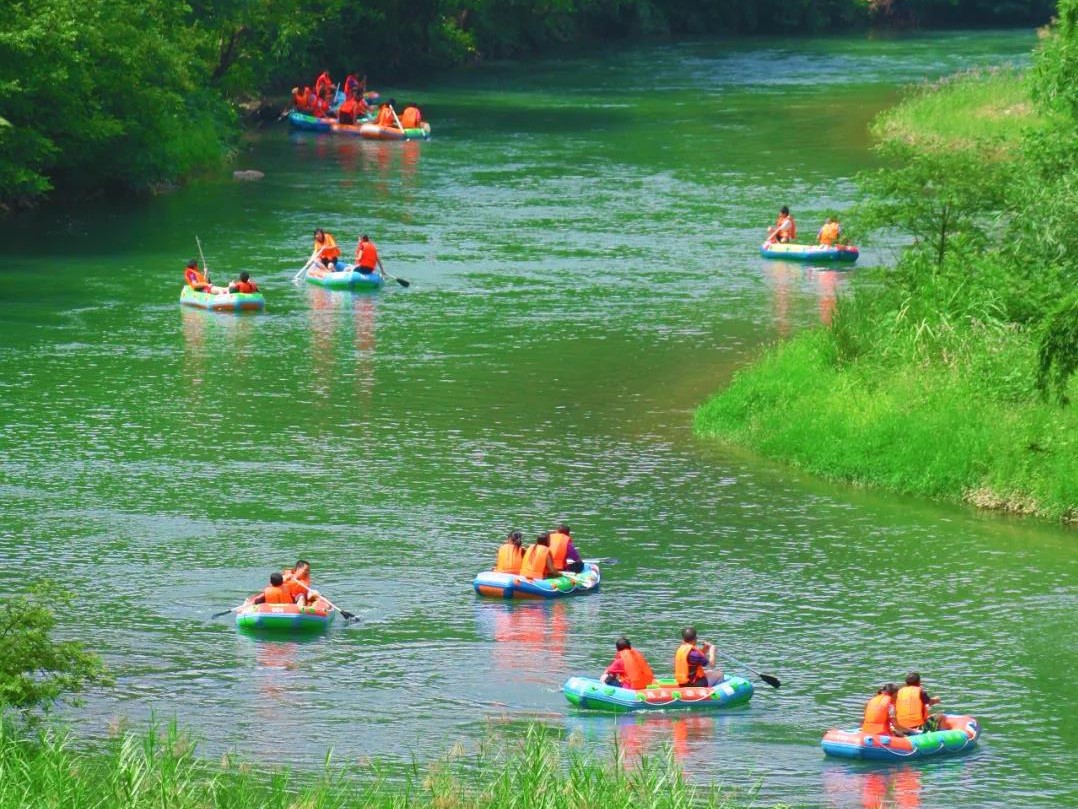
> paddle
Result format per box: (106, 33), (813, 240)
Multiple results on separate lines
(293, 579), (358, 621)
(710, 646), (781, 689)
(211, 603), (245, 619)
(583, 557), (619, 566)
(380, 267), (411, 288)
(293, 247), (320, 283)
(389, 104), (407, 136)
(196, 236), (212, 285)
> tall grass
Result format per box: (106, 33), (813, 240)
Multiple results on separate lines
(694, 328), (1077, 521)
(0, 721), (756, 809)
(871, 68), (1040, 150)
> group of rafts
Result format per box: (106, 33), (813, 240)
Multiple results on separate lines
(229, 527), (980, 764)
(179, 230), (396, 312)
(288, 70), (431, 141)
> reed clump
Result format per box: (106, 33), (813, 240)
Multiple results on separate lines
(0, 721), (757, 809)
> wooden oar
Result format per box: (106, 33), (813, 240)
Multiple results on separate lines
(583, 557), (619, 566)
(711, 646), (781, 689)
(293, 580), (358, 621)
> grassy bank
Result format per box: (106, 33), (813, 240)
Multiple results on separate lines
(695, 22), (1078, 523)
(695, 329), (1077, 520)
(0, 721), (757, 809)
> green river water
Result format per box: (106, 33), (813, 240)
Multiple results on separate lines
(1, 30), (1075, 809)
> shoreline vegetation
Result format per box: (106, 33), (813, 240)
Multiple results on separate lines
(696, 4), (1078, 523)
(0, 720), (758, 809)
(0, 1), (1056, 210)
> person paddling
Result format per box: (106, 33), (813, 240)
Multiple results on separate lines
(817, 216), (841, 246)
(228, 271), (259, 294)
(494, 531), (524, 574)
(547, 524), (583, 573)
(282, 560), (320, 607)
(312, 228), (341, 270)
(674, 626), (723, 687)
(767, 206), (797, 244)
(601, 637), (655, 690)
(184, 258), (225, 294)
(895, 672), (943, 733)
(247, 572), (294, 606)
(354, 235), (384, 276)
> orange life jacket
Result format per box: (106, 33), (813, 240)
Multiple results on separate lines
(315, 233), (340, 261)
(232, 280), (257, 293)
(774, 214), (796, 241)
(356, 240), (378, 269)
(377, 105), (396, 128)
(895, 686), (928, 729)
(548, 532), (570, 571)
(619, 648), (655, 690)
(494, 542), (523, 573)
(262, 585), (294, 605)
(520, 544), (553, 579)
(315, 72), (332, 97)
(861, 693), (893, 735)
(818, 221), (840, 246)
(293, 90), (308, 110)
(674, 643), (705, 686)
(185, 267), (209, 289)
(400, 107), (421, 128)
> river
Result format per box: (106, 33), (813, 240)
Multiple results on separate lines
(1, 29), (1074, 809)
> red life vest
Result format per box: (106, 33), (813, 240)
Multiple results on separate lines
(185, 267), (209, 290)
(356, 240), (378, 269)
(548, 532), (570, 570)
(262, 585), (294, 605)
(377, 105), (396, 128)
(232, 280), (257, 293)
(619, 649), (655, 690)
(862, 693), (893, 735)
(400, 107), (421, 128)
(315, 233), (340, 261)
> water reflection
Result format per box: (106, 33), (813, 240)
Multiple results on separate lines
(180, 307), (257, 395)
(823, 765), (923, 809)
(762, 260), (853, 333)
(475, 600), (570, 682)
(305, 286), (379, 404)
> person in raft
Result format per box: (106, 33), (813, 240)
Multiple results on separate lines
(282, 560), (321, 607)
(227, 271), (259, 294)
(494, 531), (524, 574)
(601, 637), (655, 690)
(547, 524), (584, 573)
(817, 217), (842, 246)
(399, 102), (424, 129)
(376, 98), (399, 129)
(336, 87), (369, 125)
(895, 672), (943, 733)
(766, 206), (797, 244)
(674, 626), (723, 687)
(184, 259), (226, 294)
(861, 683), (916, 737)
(520, 534), (558, 580)
(344, 73), (367, 99)
(354, 235), (384, 276)
(247, 572), (294, 605)
(312, 228), (341, 271)
(314, 69), (334, 105)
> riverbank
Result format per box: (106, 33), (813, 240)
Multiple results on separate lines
(695, 41), (1078, 522)
(0, 721), (754, 809)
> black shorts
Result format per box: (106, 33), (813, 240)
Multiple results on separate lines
(357, 265), (376, 275)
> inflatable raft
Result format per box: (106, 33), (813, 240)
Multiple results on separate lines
(288, 110), (335, 132)
(235, 603), (334, 633)
(563, 675), (754, 713)
(180, 285), (264, 312)
(760, 242), (859, 263)
(358, 122), (431, 141)
(821, 714), (980, 761)
(306, 265), (385, 291)
(473, 562), (600, 600)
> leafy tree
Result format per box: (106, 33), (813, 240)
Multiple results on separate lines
(0, 583), (109, 721)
